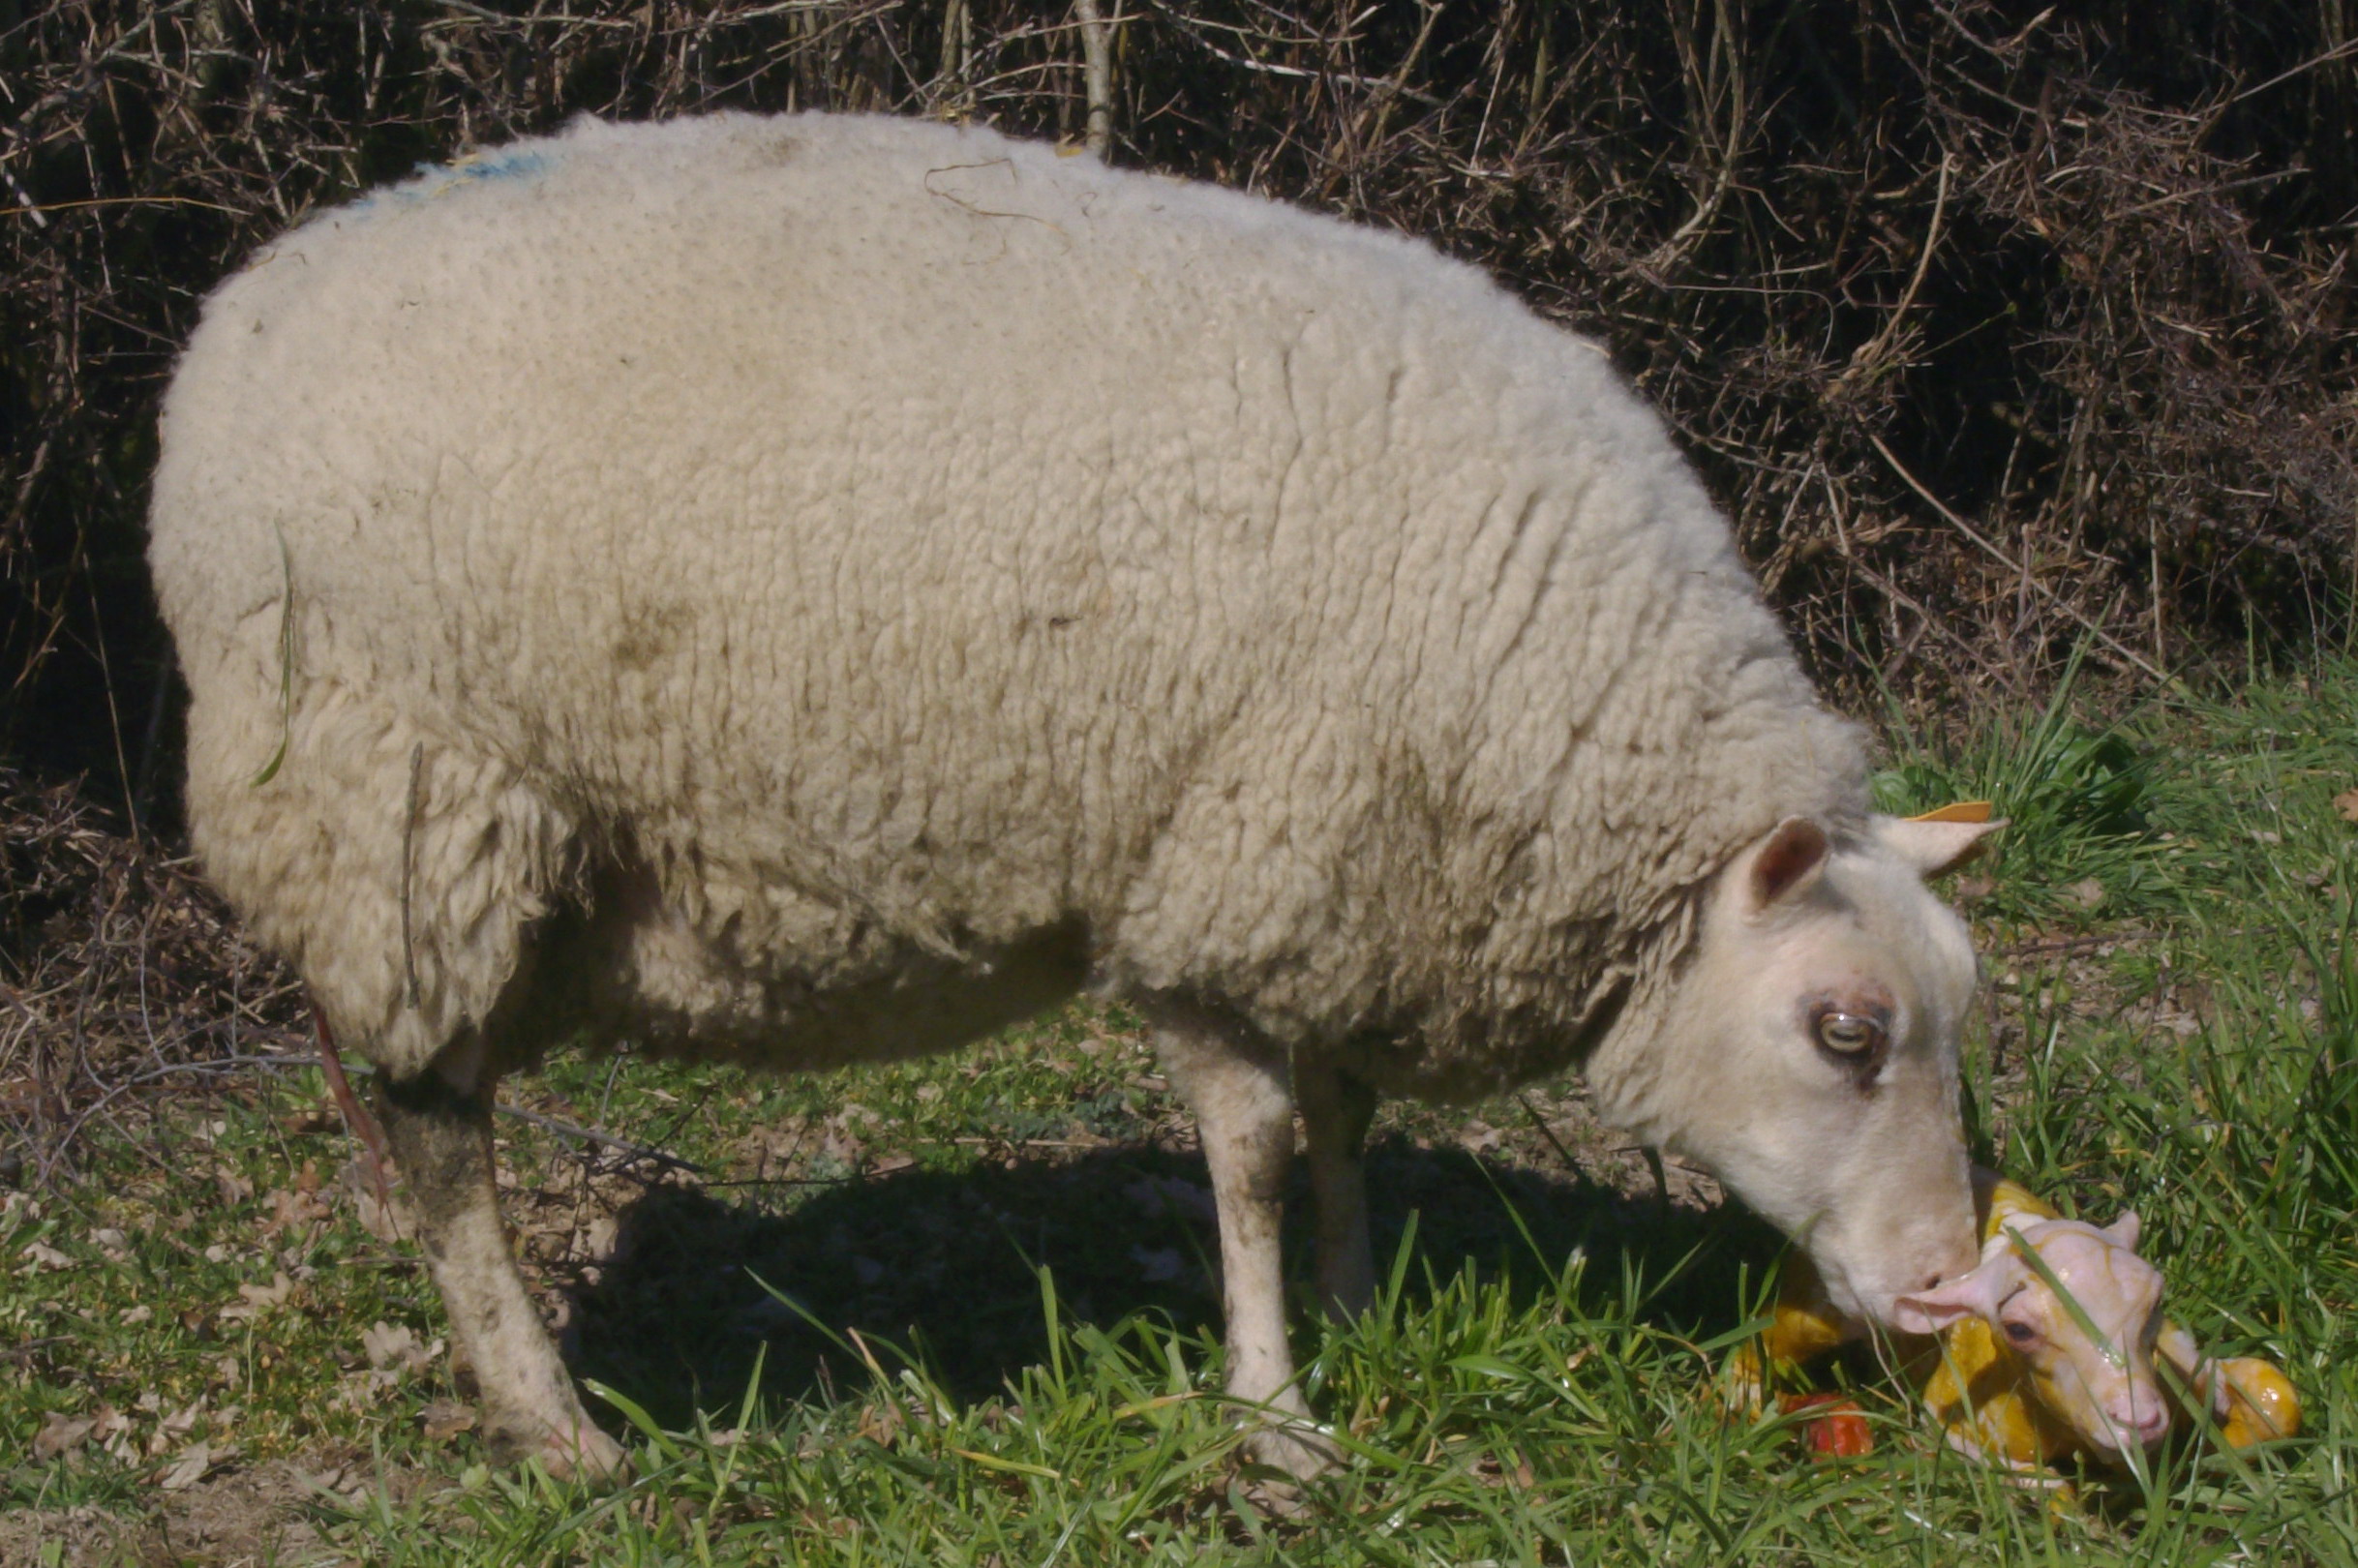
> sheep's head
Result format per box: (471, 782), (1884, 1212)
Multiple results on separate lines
(1894, 1211), (2173, 1461)
(1625, 813), (1999, 1328)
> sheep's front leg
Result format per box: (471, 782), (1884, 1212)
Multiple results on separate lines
(377, 1058), (626, 1481)
(1155, 1013), (1337, 1478)
(1295, 1056), (1377, 1320)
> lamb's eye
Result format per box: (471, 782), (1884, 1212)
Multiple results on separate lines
(2004, 1319), (2040, 1347)
(1815, 1011), (1881, 1056)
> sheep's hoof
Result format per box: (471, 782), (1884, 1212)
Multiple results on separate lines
(486, 1412), (631, 1484)
(542, 1422), (631, 1484)
(1247, 1420), (1344, 1483)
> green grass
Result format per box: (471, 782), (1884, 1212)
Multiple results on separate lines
(6, 658), (2356, 1564)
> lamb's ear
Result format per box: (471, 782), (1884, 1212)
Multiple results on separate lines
(2101, 1210), (2142, 1251)
(1889, 1253), (2021, 1337)
(1745, 817), (1829, 916)
(1878, 805), (2006, 880)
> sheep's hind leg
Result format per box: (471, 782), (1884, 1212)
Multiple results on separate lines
(1295, 1056), (1378, 1321)
(377, 1058), (626, 1481)
(1153, 1008), (1338, 1480)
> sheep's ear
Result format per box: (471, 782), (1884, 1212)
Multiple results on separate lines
(1879, 804), (2006, 880)
(1890, 1252), (2021, 1337)
(2101, 1210), (2142, 1251)
(1745, 817), (1829, 916)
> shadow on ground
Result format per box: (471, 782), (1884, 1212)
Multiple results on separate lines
(564, 1139), (1786, 1429)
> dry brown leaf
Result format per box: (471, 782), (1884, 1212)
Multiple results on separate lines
(361, 1320), (437, 1374)
(2337, 789), (2358, 824)
(855, 1401), (903, 1449)
(263, 1186), (333, 1237)
(32, 1411), (95, 1461)
(18, 1239), (73, 1272)
(145, 1402), (205, 1457)
(156, 1440), (233, 1492)
(581, 1214), (619, 1257)
(418, 1401), (478, 1442)
(219, 1270), (295, 1324)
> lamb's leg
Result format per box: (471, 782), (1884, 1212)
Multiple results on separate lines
(1295, 1056), (1377, 1321)
(377, 1056), (625, 1481)
(1154, 1011), (1336, 1478)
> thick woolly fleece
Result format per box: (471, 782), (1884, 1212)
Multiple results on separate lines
(149, 112), (1865, 1109)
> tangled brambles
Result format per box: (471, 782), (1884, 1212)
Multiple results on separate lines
(3, 0), (2354, 779)
(0, 770), (305, 1184)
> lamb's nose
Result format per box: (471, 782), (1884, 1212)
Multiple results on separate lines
(2109, 1399), (2169, 1446)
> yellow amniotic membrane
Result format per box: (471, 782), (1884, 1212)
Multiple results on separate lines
(1728, 1172), (2301, 1470)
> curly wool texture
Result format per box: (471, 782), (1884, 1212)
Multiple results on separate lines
(150, 112), (1866, 1098)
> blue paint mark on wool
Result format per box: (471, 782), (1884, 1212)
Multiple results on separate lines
(348, 148), (552, 217)
(428, 147), (552, 189)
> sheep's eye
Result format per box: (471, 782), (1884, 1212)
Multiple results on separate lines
(2004, 1319), (2040, 1347)
(1815, 1011), (1881, 1056)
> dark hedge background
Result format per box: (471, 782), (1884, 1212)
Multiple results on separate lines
(6, 0), (2356, 829)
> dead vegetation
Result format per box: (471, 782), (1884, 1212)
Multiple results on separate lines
(6, 1), (2356, 801)
(0, 768), (304, 1187)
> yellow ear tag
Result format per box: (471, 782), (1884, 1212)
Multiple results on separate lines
(1907, 800), (1994, 824)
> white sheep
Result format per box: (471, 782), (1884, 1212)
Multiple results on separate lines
(149, 112), (1998, 1479)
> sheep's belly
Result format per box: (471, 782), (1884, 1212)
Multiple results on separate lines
(573, 895), (1092, 1073)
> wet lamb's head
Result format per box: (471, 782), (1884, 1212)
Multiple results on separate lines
(1894, 1209), (2174, 1460)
